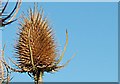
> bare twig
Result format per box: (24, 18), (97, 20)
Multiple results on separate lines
(8, 0), (22, 22)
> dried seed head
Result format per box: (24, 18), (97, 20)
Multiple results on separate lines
(1, 3), (74, 83)
(15, 5), (57, 70)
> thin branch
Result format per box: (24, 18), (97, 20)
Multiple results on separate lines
(8, 0), (22, 22)
(1, 0), (9, 14)
(2, 19), (17, 26)
(2, 0), (18, 22)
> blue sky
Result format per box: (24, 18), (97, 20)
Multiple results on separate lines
(1, 2), (118, 82)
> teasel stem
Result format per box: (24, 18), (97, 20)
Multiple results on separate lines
(39, 71), (43, 83)
(34, 71), (43, 84)
(39, 71), (43, 84)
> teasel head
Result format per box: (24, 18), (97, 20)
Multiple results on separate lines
(2, 3), (75, 83)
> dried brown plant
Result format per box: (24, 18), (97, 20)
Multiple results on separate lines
(2, 3), (75, 84)
(0, 45), (11, 84)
